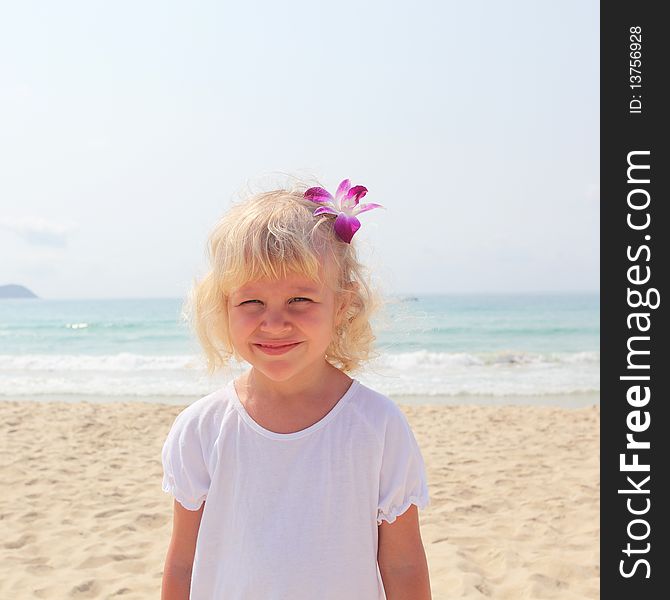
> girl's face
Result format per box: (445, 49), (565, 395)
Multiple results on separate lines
(227, 267), (347, 385)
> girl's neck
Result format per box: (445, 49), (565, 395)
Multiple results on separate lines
(238, 362), (351, 408)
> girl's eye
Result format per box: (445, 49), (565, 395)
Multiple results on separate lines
(239, 298), (311, 306)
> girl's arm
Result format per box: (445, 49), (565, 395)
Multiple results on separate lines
(378, 504), (432, 600)
(161, 500), (205, 600)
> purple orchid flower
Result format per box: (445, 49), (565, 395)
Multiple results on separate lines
(304, 179), (384, 243)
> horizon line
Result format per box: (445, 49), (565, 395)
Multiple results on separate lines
(3, 290), (601, 302)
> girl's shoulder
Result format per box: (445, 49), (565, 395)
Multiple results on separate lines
(167, 382), (237, 441)
(349, 381), (410, 432)
(161, 385), (237, 510)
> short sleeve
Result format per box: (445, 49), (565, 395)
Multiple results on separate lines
(161, 410), (211, 511)
(377, 405), (430, 525)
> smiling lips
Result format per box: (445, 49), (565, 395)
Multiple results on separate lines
(253, 341), (302, 355)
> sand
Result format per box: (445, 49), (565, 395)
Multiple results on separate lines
(1, 397), (599, 599)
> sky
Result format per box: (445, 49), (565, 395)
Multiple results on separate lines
(0, 1), (599, 300)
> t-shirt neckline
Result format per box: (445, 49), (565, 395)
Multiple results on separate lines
(229, 378), (360, 441)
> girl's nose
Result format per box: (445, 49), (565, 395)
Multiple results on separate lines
(259, 308), (291, 333)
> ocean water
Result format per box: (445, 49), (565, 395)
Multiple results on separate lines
(0, 294), (599, 405)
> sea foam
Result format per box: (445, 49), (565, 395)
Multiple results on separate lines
(0, 350), (599, 398)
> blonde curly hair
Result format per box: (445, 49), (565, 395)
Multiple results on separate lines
(183, 181), (382, 375)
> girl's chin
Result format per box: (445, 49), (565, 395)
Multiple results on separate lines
(249, 367), (306, 384)
(245, 358), (336, 384)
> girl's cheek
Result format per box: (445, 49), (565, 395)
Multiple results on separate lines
(237, 316), (257, 330)
(229, 313), (254, 332)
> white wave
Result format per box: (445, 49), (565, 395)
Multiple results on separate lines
(0, 353), (204, 371)
(380, 351), (484, 368)
(374, 349), (599, 368)
(0, 350), (600, 398)
(0, 350), (600, 372)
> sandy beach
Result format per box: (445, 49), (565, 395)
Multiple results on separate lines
(1, 397), (599, 599)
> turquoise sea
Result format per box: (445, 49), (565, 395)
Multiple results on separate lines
(0, 293), (599, 405)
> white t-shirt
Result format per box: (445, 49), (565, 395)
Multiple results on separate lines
(161, 378), (430, 600)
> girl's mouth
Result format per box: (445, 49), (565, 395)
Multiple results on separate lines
(254, 342), (302, 355)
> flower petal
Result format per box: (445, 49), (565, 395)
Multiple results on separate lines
(335, 179), (351, 203)
(353, 202), (384, 215)
(333, 213), (360, 244)
(304, 187), (334, 204)
(344, 185), (368, 207)
(313, 206), (339, 217)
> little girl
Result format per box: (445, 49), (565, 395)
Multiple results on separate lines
(161, 178), (431, 599)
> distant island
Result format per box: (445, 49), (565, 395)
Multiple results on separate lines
(0, 284), (38, 299)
